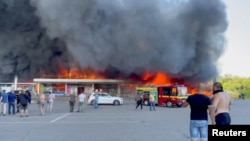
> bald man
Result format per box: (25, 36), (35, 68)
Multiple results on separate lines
(212, 82), (231, 125)
(183, 83), (215, 141)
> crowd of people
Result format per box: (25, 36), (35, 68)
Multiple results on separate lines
(0, 89), (31, 117)
(1, 82), (232, 141)
(67, 89), (100, 112)
(0, 89), (58, 117)
(0, 88), (103, 117)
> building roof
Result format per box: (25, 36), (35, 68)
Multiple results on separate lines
(33, 78), (126, 84)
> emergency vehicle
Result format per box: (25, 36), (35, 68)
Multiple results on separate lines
(136, 84), (188, 107)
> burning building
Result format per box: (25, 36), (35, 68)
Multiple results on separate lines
(0, 0), (228, 94)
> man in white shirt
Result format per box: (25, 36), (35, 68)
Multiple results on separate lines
(47, 92), (56, 112)
(77, 91), (87, 112)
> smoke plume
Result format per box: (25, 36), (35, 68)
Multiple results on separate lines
(0, 0), (228, 83)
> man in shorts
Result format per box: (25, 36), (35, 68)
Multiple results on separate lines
(212, 82), (231, 125)
(19, 90), (29, 117)
(39, 93), (46, 115)
(182, 83), (215, 141)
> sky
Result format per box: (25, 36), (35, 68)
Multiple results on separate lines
(218, 0), (250, 77)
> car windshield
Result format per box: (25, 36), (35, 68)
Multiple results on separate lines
(98, 93), (111, 97)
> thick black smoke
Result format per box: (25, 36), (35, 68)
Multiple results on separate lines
(0, 0), (73, 82)
(0, 0), (228, 83)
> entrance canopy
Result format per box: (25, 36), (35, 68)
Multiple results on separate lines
(33, 78), (126, 84)
(33, 78), (127, 95)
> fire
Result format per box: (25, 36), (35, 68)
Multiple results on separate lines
(188, 84), (213, 96)
(142, 71), (172, 85)
(38, 58), (108, 79)
(39, 59), (181, 88)
(41, 67), (106, 79)
(57, 68), (106, 79)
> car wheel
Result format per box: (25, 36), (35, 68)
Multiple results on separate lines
(166, 101), (172, 107)
(176, 101), (182, 107)
(113, 100), (120, 105)
(143, 100), (149, 106)
(91, 100), (95, 105)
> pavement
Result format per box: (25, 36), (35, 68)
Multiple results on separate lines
(0, 97), (249, 141)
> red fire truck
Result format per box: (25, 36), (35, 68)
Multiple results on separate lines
(136, 84), (188, 107)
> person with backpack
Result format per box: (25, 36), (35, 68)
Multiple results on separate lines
(68, 92), (77, 112)
(19, 90), (30, 117)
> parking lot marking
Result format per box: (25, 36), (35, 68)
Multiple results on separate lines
(50, 113), (71, 123)
(0, 122), (48, 124)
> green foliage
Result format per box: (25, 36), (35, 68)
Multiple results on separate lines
(219, 74), (250, 99)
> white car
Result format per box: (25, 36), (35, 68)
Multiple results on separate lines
(87, 93), (123, 106)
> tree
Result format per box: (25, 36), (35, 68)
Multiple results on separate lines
(219, 75), (250, 99)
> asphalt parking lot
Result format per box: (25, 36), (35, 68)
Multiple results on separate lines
(0, 97), (249, 141)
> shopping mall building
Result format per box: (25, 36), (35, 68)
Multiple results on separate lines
(0, 78), (133, 97)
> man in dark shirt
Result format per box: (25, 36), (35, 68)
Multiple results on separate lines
(19, 90), (29, 117)
(182, 83), (215, 141)
(8, 90), (16, 115)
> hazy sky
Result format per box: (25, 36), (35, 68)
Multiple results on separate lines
(219, 0), (250, 77)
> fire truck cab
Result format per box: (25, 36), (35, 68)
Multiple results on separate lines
(136, 84), (188, 108)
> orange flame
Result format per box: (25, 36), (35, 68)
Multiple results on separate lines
(142, 71), (172, 85)
(41, 67), (106, 79)
(58, 68), (105, 79)
(39, 59), (108, 79)
(188, 84), (212, 96)
(40, 59), (177, 87)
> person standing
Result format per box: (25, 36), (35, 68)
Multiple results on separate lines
(77, 91), (87, 112)
(8, 90), (16, 115)
(19, 90), (30, 117)
(0, 90), (9, 116)
(93, 89), (99, 109)
(135, 95), (143, 110)
(0, 91), (2, 114)
(25, 90), (32, 116)
(38, 93), (46, 115)
(212, 82), (231, 125)
(68, 92), (77, 112)
(149, 93), (156, 111)
(16, 91), (21, 113)
(182, 83), (215, 141)
(47, 92), (56, 112)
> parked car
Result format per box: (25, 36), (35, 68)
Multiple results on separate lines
(87, 93), (123, 106)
